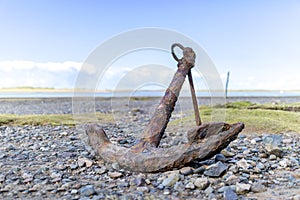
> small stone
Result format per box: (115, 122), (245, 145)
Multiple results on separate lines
(55, 163), (67, 171)
(292, 169), (300, 179)
(263, 135), (283, 158)
(137, 186), (149, 193)
(162, 171), (180, 187)
(193, 166), (206, 174)
(263, 135), (282, 146)
(180, 167), (193, 175)
(279, 160), (288, 168)
(236, 183), (251, 195)
(251, 182), (267, 193)
(194, 177), (209, 190)
(204, 186), (214, 194)
(77, 157), (93, 168)
(185, 182), (195, 189)
(267, 146), (283, 158)
(79, 185), (96, 197)
(96, 166), (107, 174)
(60, 131), (68, 136)
(69, 164), (78, 170)
(111, 162), (120, 171)
(269, 154), (277, 160)
(223, 189), (238, 200)
(236, 158), (250, 170)
(215, 154), (227, 162)
(174, 182), (184, 192)
(256, 162), (265, 170)
(221, 149), (235, 157)
(282, 138), (293, 144)
(108, 172), (123, 179)
(134, 176), (146, 186)
(204, 161), (228, 177)
(71, 189), (78, 194)
(250, 139), (257, 144)
(260, 153), (269, 158)
(0, 174), (5, 182)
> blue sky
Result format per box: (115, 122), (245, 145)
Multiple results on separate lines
(0, 0), (300, 90)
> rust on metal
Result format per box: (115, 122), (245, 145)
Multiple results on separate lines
(85, 43), (245, 172)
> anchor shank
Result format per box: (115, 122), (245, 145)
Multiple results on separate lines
(133, 46), (196, 149)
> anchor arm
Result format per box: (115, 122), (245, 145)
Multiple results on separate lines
(132, 44), (196, 150)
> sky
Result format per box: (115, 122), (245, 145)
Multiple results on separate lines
(0, 0), (300, 91)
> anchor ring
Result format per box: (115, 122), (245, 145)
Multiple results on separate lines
(171, 43), (185, 61)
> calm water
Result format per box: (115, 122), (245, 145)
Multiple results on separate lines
(0, 91), (300, 98)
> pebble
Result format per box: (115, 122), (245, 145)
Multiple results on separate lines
(108, 172), (123, 179)
(185, 182), (195, 190)
(236, 183), (251, 194)
(161, 171), (180, 187)
(204, 161), (228, 177)
(236, 158), (250, 170)
(79, 185), (96, 197)
(137, 186), (149, 193)
(221, 149), (235, 157)
(77, 157), (93, 167)
(223, 188), (238, 200)
(134, 176), (146, 186)
(194, 177), (209, 190)
(269, 154), (277, 160)
(251, 182), (267, 193)
(215, 154), (227, 162)
(180, 167), (193, 175)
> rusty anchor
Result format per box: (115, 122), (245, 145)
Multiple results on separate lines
(85, 43), (244, 172)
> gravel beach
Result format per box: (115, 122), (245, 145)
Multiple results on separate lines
(0, 97), (299, 200)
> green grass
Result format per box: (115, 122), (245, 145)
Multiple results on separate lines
(170, 101), (300, 133)
(0, 113), (114, 126)
(0, 101), (299, 133)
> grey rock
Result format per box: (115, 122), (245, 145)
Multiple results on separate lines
(251, 182), (267, 193)
(185, 182), (195, 189)
(256, 162), (265, 170)
(179, 166), (193, 175)
(204, 186), (214, 194)
(79, 185), (96, 197)
(194, 177), (209, 190)
(111, 162), (120, 171)
(221, 149), (235, 157)
(137, 186), (149, 193)
(108, 172), (123, 179)
(77, 157), (93, 167)
(269, 154), (277, 160)
(215, 154), (227, 162)
(236, 183), (251, 194)
(174, 182), (184, 192)
(263, 134), (282, 146)
(161, 171), (180, 187)
(95, 166), (107, 175)
(223, 189), (238, 200)
(236, 158), (250, 170)
(204, 161), (228, 177)
(134, 176), (146, 186)
(193, 166), (206, 174)
(0, 174), (5, 182)
(69, 163), (78, 170)
(263, 135), (283, 158)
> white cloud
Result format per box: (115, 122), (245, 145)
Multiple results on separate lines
(0, 60), (82, 88)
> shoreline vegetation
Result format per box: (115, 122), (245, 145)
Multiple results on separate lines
(1, 87), (300, 93)
(0, 101), (299, 134)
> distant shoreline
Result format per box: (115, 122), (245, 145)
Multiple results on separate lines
(1, 88), (299, 93)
